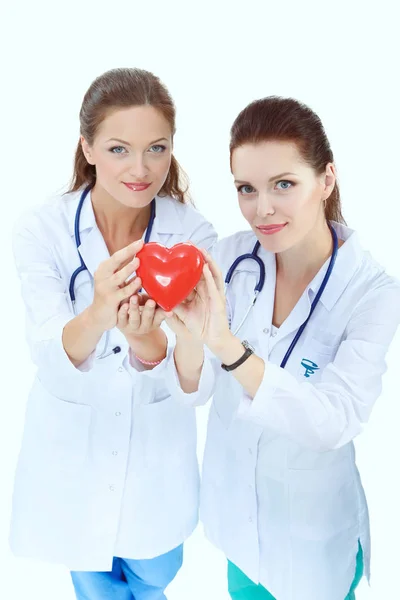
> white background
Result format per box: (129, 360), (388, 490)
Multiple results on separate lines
(1, 1), (400, 598)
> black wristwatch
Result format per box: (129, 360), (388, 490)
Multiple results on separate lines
(221, 340), (254, 372)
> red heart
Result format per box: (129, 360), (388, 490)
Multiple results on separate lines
(136, 242), (205, 312)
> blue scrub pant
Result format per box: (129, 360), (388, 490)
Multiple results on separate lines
(71, 544), (183, 600)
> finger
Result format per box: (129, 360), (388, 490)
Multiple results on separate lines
(153, 307), (166, 328)
(164, 312), (186, 335)
(112, 257), (140, 287)
(101, 239), (144, 277)
(137, 292), (150, 306)
(128, 295), (141, 330)
(201, 250), (225, 294)
(203, 263), (222, 305)
(141, 298), (156, 330)
(195, 270), (209, 303)
(117, 301), (129, 328)
(117, 277), (143, 302)
(157, 309), (174, 321)
(183, 290), (196, 303)
(171, 302), (189, 322)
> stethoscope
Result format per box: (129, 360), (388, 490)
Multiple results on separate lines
(224, 224), (339, 369)
(69, 185), (156, 359)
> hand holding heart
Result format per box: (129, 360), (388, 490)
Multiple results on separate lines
(117, 241), (206, 338)
(117, 292), (166, 337)
(135, 242), (205, 312)
(109, 241), (231, 352)
(164, 250), (232, 352)
(90, 239), (145, 331)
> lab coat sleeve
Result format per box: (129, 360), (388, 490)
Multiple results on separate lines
(237, 282), (400, 451)
(13, 214), (95, 397)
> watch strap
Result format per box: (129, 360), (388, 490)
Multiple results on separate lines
(221, 341), (254, 372)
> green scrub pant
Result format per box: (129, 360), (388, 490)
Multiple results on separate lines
(228, 542), (363, 600)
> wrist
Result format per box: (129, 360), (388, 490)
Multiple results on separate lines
(208, 333), (244, 364)
(173, 335), (205, 385)
(176, 332), (203, 350)
(127, 328), (168, 363)
(84, 306), (107, 337)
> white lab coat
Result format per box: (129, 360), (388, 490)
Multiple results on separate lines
(163, 223), (400, 600)
(9, 189), (217, 571)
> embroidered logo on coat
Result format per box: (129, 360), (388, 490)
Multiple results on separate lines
(301, 359), (319, 377)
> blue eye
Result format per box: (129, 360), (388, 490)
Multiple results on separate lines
(237, 184), (256, 195)
(149, 144), (166, 153)
(110, 146), (127, 154)
(276, 180), (293, 190)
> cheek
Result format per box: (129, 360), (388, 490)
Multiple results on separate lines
(94, 154), (122, 180)
(288, 188), (320, 216)
(152, 155), (172, 179)
(239, 199), (256, 222)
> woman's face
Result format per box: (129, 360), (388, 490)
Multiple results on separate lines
(82, 105), (173, 208)
(231, 140), (335, 253)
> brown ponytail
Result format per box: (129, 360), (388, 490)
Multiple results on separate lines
(159, 154), (190, 204)
(70, 141), (96, 192)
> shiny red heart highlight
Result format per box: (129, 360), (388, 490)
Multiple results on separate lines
(136, 242), (205, 311)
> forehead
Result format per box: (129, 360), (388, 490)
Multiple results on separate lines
(232, 140), (311, 180)
(95, 105), (172, 143)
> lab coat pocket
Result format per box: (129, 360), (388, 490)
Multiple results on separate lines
(297, 336), (340, 382)
(288, 459), (359, 539)
(21, 380), (92, 475)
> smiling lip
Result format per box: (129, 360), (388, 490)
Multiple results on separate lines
(257, 223), (287, 235)
(123, 182), (151, 191)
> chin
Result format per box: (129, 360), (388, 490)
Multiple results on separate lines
(255, 231), (293, 255)
(116, 186), (155, 209)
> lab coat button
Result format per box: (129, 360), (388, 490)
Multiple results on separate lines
(109, 485), (115, 492)
(263, 328), (269, 334)
(115, 411), (121, 417)
(248, 517), (253, 523)
(118, 367), (124, 372)
(112, 451), (118, 456)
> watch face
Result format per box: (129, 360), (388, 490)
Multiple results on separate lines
(243, 340), (255, 352)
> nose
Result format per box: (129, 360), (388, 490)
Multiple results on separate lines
(256, 192), (275, 218)
(128, 153), (149, 180)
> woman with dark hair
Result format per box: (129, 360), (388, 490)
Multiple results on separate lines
(163, 96), (400, 599)
(9, 68), (217, 599)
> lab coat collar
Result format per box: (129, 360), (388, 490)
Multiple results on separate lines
(64, 189), (185, 278)
(307, 222), (364, 311)
(64, 189), (184, 238)
(235, 222), (364, 313)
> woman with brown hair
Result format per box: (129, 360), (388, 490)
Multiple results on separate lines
(9, 68), (217, 599)
(163, 96), (400, 599)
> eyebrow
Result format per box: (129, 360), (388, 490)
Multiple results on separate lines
(106, 137), (169, 146)
(234, 172), (297, 185)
